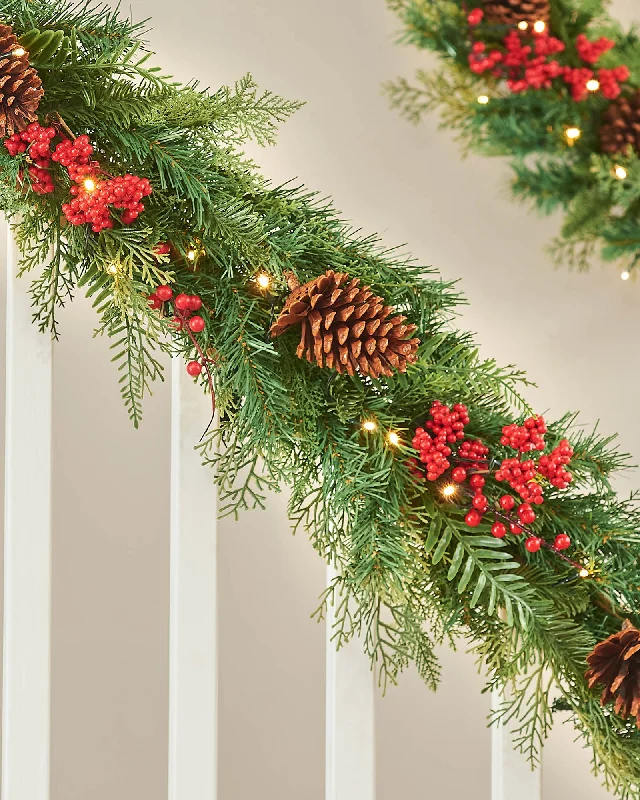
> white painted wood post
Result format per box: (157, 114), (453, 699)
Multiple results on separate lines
(2, 224), (53, 800)
(491, 687), (542, 799)
(168, 360), (218, 800)
(325, 566), (376, 800)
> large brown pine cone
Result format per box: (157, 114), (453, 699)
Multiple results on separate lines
(0, 24), (44, 138)
(600, 91), (640, 155)
(585, 620), (640, 728)
(270, 270), (420, 378)
(483, 0), (550, 26)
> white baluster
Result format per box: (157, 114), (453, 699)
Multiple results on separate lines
(168, 360), (218, 800)
(325, 566), (376, 800)
(491, 687), (541, 799)
(2, 224), (53, 800)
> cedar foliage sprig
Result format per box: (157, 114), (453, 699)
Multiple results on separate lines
(2, 1), (640, 794)
(385, 0), (640, 277)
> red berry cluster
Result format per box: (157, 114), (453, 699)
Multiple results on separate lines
(411, 402), (470, 481)
(537, 439), (574, 488)
(148, 285), (207, 377)
(63, 172), (152, 232)
(500, 414), (546, 452)
(466, 25), (629, 102)
(576, 33), (615, 64)
(51, 135), (97, 181)
(495, 457), (544, 503)
(464, 473), (489, 528)
(458, 438), (489, 463)
(4, 123), (57, 194)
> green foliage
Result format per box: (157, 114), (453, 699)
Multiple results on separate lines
(386, 0), (640, 278)
(3, 0), (640, 795)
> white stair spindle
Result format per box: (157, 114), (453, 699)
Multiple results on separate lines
(2, 224), (53, 800)
(325, 566), (376, 800)
(168, 360), (218, 800)
(491, 687), (541, 800)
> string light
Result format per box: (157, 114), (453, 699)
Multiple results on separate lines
(442, 484), (457, 498)
(477, 95), (489, 105)
(621, 270), (631, 281)
(533, 20), (546, 33)
(12, 47), (26, 57)
(107, 263), (118, 275)
(387, 432), (400, 446)
(83, 178), (96, 192)
(586, 79), (600, 92)
(565, 127), (581, 143)
(256, 272), (271, 289)
(614, 165), (628, 180)
(579, 568), (590, 578)
(186, 249), (197, 261)
(517, 21), (529, 30)
(362, 420), (377, 432)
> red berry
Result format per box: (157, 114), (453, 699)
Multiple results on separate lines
(510, 522), (524, 535)
(525, 537), (542, 553)
(451, 467), (466, 483)
(467, 8), (484, 25)
(491, 522), (506, 539)
(500, 495), (515, 511)
(554, 534), (571, 551)
(520, 510), (536, 525)
(469, 474), (485, 490)
(465, 510), (482, 528)
(188, 295), (202, 311)
(154, 242), (171, 256)
(175, 293), (191, 311)
(472, 494), (488, 511)
(156, 285), (173, 302)
(186, 361), (202, 377)
(188, 315), (205, 333)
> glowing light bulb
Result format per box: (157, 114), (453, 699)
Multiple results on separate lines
(533, 20), (546, 33)
(362, 420), (377, 432)
(586, 79), (600, 92)
(83, 178), (96, 192)
(621, 270), (631, 281)
(256, 272), (271, 289)
(579, 568), (590, 578)
(614, 165), (628, 180)
(477, 95), (489, 105)
(107, 263), (118, 275)
(187, 249), (197, 261)
(517, 21), (529, 30)
(565, 127), (581, 142)
(12, 47), (26, 57)
(387, 432), (400, 446)
(442, 484), (456, 498)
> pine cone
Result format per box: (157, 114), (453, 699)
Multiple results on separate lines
(585, 620), (640, 728)
(0, 24), (44, 138)
(483, 0), (550, 26)
(270, 270), (420, 378)
(600, 91), (640, 155)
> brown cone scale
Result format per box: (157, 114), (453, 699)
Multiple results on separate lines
(483, 0), (550, 26)
(0, 24), (44, 138)
(585, 619), (640, 729)
(270, 270), (420, 378)
(600, 91), (640, 156)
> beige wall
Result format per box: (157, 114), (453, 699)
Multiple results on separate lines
(5, 0), (637, 798)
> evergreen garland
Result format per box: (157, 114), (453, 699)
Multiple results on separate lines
(1, 1), (640, 794)
(385, 0), (640, 278)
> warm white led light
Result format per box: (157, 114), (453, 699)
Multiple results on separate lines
(387, 432), (400, 446)
(614, 165), (628, 180)
(12, 47), (26, 57)
(621, 270), (631, 281)
(83, 178), (96, 192)
(565, 127), (581, 141)
(586, 79), (600, 92)
(477, 95), (489, 105)
(256, 273), (271, 288)
(442, 484), (456, 498)
(362, 420), (377, 432)
(533, 20), (546, 33)
(579, 568), (590, 578)
(107, 263), (118, 275)
(517, 21), (528, 30)
(187, 249), (197, 261)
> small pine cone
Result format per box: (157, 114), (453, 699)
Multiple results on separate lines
(0, 24), (44, 138)
(483, 0), (550, 26)
(600, 91), (640, 156)
(585, 619), (640, 728)
(270, 270), (420, 378)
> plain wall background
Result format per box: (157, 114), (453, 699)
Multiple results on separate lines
(3, 0), (636, 798)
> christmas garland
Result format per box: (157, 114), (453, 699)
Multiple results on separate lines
(2, 1), (640, 795)
(385, 0), (640, 278)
